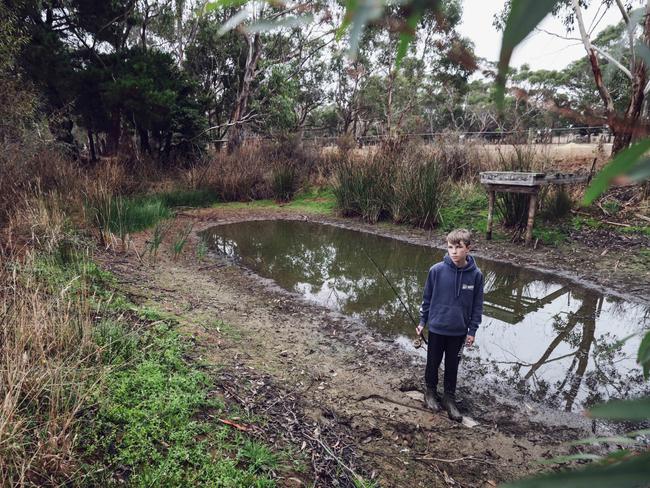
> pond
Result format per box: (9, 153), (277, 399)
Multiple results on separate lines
(201, 220), (650, 411)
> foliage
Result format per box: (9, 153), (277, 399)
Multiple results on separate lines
(494, 145), (538, 228)
(84, 319), (279, 487)
(271, 163), (299, 202)
(171, 223), (194, 260)
(333, 143), (447, 227)
(438, 183), (488, 233)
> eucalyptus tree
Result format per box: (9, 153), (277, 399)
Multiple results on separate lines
(498, 0), (650, 154)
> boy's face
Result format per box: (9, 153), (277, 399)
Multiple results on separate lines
(447, 240), (470, 266)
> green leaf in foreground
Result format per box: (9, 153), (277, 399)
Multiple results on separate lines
(638, 332), (650, 379)
(588, 397), (650, 421)
(583, 138), (650, 204)
(396, 11), (422, 67)
(495, 0), (559, 106)
(502, 451), (650, 488)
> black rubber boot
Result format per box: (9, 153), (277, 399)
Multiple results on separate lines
(424, 386), (441, 412)
(442, 394), (462, 422)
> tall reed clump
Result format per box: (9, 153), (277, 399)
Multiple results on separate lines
(392, 147), (446, 228)
(271, 161), (298, 202)
(333, 140), (446, 226)
(332, 150), (393, 223)
(495, 144), (542, 228)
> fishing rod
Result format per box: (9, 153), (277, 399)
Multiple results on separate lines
(362, 248), (428, 347)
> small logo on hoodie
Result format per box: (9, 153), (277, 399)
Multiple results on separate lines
(462, 284), (474, 290)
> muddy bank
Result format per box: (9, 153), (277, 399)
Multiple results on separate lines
(95, 206), (646, 487)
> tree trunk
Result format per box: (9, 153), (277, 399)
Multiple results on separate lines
(611, 2), (650, 154)
(107, 107), (121, 155)
(227, 32), (262, 153)
(88, 128), (97, 162)
(573, 0), (650, 155)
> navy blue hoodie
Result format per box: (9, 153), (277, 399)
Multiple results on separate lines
(419, 254), (484, 337)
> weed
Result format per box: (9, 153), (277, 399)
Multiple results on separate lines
(85, 320), (279, 487)
(532, 226), (568, 246)
(541, 187), (573, 221)
(438, 183), (488, 233)
(196, 239), (208, 261)
(146, 221), (170, 263)
(239, 440), (279, 473)
(171, 223), (194, 260)
(494, 144), (540, 228)
(602, 200), (621, 215)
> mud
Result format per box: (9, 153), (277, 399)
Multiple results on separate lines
(99, 207), (648, 487)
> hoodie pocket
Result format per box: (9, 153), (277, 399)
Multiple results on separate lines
(428, 305), (466, 331)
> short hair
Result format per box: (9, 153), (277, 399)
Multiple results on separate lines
(446, 228), (472, 247)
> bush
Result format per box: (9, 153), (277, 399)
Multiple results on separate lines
(271, 162), (298, 202)
(333, 141), (446, 227)
(495, 144), (541, 228)
(392, 147), (446, 228)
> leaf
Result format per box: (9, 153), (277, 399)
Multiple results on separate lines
(217, 7), (251, 35)
(495, 0), (559, 107)
(502, 451), (650, 488)
(638, 331), (650, 379)
(537, 453), (603, 465)
(204, 0), (248, 13)
(588, 398), (650, 421)
(338, 0), (384, 58)
(583, 138), (650, 204)
(396, 11), (422, 67)
(246, 14), (314, 33)
(569, 436), (635, 446)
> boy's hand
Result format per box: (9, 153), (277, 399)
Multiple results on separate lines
(465, 335), (475, 348)
(416, 324), (424, 336)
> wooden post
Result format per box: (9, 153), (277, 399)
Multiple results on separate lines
(525, 191), (538, 246)
(486, 189), (495, 240)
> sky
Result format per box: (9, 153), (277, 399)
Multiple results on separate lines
(458, 0), (623, 71)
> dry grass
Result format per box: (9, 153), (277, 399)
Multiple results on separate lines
(0, 203), (101, 486)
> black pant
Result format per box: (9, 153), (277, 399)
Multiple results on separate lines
(425, 332), (465, 397)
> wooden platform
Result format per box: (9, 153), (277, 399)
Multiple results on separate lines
(479, 171), (589, 245)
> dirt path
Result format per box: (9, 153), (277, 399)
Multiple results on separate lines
(99, 208), (642, 487)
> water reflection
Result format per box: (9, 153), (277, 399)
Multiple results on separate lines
(201, 220), (650, 410)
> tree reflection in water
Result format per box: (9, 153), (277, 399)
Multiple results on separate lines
(201, 220), (650, 410)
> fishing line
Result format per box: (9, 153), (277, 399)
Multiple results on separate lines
(362, 247), (428, 347)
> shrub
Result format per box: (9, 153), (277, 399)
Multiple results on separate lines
(494, 144), (541, 228)
(271, 162), (298, 202)
(333, 141), (446, 227)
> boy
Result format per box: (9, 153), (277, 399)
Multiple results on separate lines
(416, 229), (484, 422)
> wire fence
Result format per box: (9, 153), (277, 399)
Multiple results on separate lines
(213, 126), (613, 147)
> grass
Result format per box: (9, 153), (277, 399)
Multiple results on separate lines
(213, 187), (336, 215)
(159, 188), (220, 208)
(2, 221), (294, 486)
(84, 319), (280, 487)
(438, 183), (489, 234)
(532, 225), (568, 245)
(88, 189), (221, 238)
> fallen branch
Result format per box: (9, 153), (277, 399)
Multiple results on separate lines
(603, 220), (631, 228)
(635, 213), (650, 223)
(218, 418), (249, 431)
(416, 455), (498, 465)
(305, 433), (364, 483)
